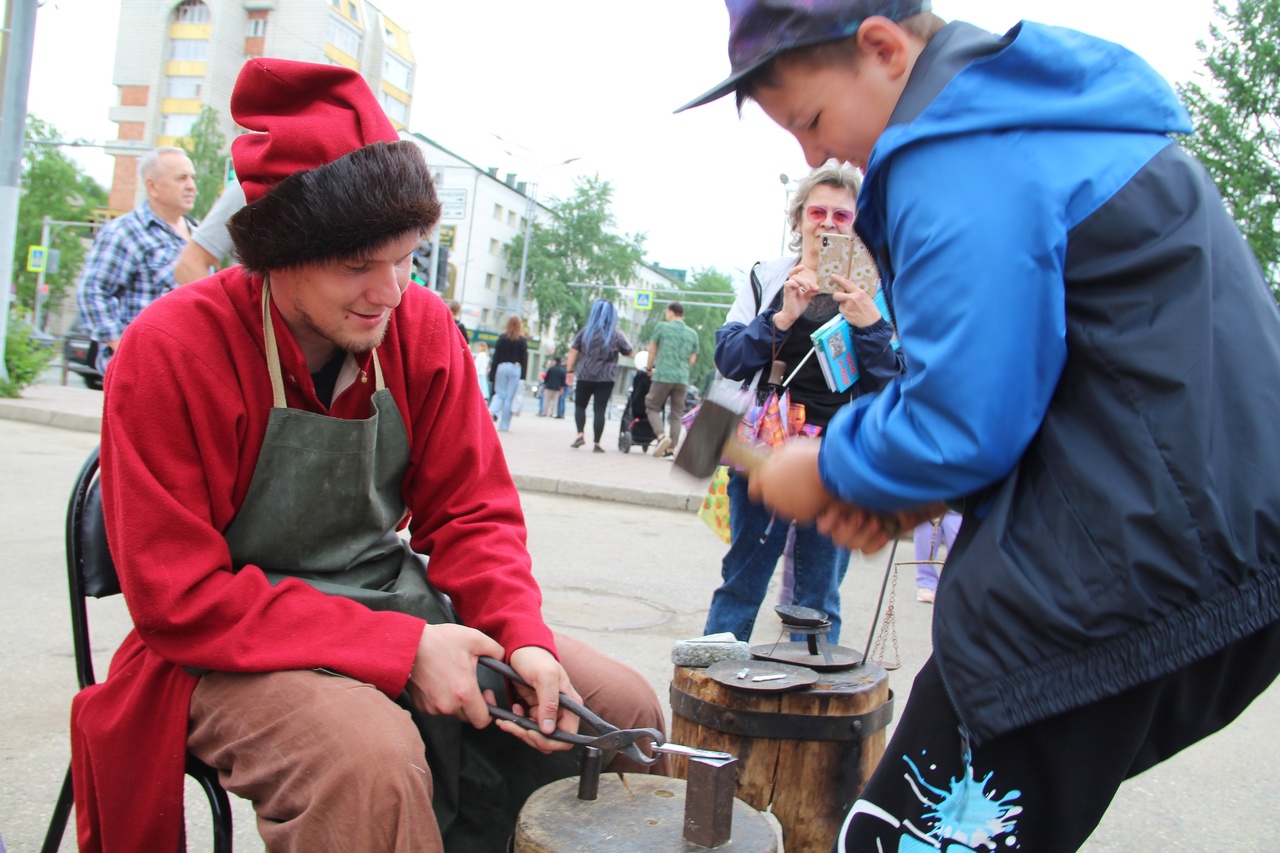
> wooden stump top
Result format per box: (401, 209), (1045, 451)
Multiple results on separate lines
(513, 775), (778, 853)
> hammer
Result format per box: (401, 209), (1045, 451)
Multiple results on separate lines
(673, 391), (766, 479)
(674, 386), (903, 539)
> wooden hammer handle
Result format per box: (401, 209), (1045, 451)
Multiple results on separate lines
(721, 438), (769, 473)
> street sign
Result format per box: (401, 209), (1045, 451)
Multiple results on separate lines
(26, 245), (46, 273)
(438, 224), (456, 249)
(438, 188), (467, 220)
(635, 290), (653, 310)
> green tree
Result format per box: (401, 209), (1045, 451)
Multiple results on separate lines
(505, 175), (645, 350)
(1178, 0), (1280, 293)
(181, 105), (229, 221)
(12, 116), (108, 323)
(636, 267), (735, 389)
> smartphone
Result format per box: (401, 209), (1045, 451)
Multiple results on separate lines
(818, 233), (881, 298)
(817, 233), (854, 294)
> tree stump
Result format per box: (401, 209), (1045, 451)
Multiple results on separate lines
(668, 663), (892, 853)
(513, 775), (777, 852)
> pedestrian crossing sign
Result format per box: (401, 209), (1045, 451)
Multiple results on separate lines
(635, 290), (653, 310)
(26, 246), (47, 273)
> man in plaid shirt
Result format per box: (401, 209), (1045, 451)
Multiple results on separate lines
(77, 146), (197, 371)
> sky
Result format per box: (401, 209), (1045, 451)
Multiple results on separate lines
(20, 0), (1218, 284)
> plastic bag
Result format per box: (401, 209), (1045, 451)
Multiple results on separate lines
(697, 465), (732, 544)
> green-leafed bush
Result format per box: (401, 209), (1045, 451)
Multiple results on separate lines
(1, 317), (55, 397)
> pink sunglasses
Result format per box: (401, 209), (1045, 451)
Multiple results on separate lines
(806, 205), (855, 227)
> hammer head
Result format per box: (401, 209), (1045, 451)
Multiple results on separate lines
(674, 397), (742, 478)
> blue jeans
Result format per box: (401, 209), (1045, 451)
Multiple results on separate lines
(490, 362), (521, 431)
(705, 471), (852, 643)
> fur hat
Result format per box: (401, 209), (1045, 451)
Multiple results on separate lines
(227, 58), (440, 272)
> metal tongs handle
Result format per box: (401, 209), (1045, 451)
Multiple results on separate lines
(478, 656), (661, 765)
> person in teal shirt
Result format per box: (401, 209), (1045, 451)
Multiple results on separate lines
(645, 301), (700, 457)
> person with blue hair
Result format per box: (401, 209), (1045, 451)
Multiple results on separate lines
(565, 299), (634, 452)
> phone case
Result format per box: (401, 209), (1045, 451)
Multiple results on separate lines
(817, 233), (880, 299)
(816, 234), (853, 294)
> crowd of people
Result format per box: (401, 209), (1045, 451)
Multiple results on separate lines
(61, 1), (1280, 850)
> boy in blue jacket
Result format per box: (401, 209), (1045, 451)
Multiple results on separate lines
(680, 1), (1280, 849)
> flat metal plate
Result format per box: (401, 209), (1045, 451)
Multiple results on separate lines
(750, 641), (862, 672)
(706, 659), (819, 693)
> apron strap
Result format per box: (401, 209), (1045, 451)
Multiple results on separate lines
(262, 277), (384, 410)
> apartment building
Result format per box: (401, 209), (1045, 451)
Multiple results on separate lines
(105, 0), (414, 211)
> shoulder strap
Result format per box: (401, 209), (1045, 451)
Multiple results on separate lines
(750, 263), (763, 315)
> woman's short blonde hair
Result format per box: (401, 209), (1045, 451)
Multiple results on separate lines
(785, 159), (862, 253)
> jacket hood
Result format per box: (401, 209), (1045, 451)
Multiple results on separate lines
(867, 21), (1193, 182)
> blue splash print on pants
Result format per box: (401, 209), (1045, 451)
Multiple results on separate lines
(900, 750), (1023, 851)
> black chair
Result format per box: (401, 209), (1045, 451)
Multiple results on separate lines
(42, 447), (233, 852)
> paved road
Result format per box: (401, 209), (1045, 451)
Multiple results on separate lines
(1, 407), (1277, 850)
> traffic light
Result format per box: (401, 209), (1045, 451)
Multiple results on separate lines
(411, 239), (432, 287)
(434, 247), (449, 291)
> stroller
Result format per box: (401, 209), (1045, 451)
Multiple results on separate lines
(619, 367), (658, 453)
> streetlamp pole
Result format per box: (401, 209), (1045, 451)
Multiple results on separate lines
(778, 173), (792, 256)
(514, 156), (579, 325)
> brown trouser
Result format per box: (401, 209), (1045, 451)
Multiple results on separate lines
(645, 381), (687, 445)
(188, 632), (670, 852)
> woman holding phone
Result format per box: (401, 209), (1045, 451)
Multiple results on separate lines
(705, 159), (900, 644)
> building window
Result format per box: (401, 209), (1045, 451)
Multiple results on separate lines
(174, 0), (210, 24)
(246, 18), (267, 37)
(489, 239), (500, 256)
(507, 211), (517, 228)
(500, 278), (511, 294)
(485, 274), (495, 290)
(379, 91), (407, 124)
(482, 309), (492, 325)
(493, 203), (503, 220)
(166, 77), (203, 98)
(162, 113), (198, 136)
(327, 13), (362, 57)
(169, 39), (208, 61)
(383, 53), (412, 92)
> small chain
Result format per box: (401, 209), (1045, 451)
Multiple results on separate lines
(869, 563), (901, 671)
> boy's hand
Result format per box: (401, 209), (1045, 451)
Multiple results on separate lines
(831, 274), (883, 327)
(746, 439), (833, 522)
(499, 646), (580, 753)
(817, 502), (952, 553)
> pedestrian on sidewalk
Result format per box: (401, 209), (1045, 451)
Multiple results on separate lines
(912, 510), (961, 604)
(702, 160), (898, 644)
(566, 299), (633, 453)
(472, 340), (491, 401)
(541, 357), (567, 417)
(488, 315), (528, 431)
(77, 146), (197, 373)
(645, 301), (700, 458)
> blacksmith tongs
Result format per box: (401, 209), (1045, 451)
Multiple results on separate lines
(478, 655), (662, 766)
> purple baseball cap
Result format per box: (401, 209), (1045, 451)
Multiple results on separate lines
(676, 0), (932, 112)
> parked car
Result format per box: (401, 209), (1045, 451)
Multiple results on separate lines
(62, 321), (102, 390)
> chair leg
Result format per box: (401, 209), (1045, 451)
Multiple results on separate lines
(186, 755), (234, 853)
(41, 765), (74, 853)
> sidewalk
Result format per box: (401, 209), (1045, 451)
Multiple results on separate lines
(0, 381), (709, 512)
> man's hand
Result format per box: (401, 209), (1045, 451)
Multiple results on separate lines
(496, 646), (579, 753)
(406, 623), (505, 729)
(746, 439), (833, 523)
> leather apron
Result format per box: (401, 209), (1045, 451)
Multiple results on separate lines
(219, 284), (576, 850)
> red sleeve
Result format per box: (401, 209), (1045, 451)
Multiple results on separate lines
(386, 290), (556, 659)
(99, 278), (424, 699)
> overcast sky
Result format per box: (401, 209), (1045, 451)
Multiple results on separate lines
(22, 0), (1217, 282)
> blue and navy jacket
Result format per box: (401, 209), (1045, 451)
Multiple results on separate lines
(821, 21), (1280, 743)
